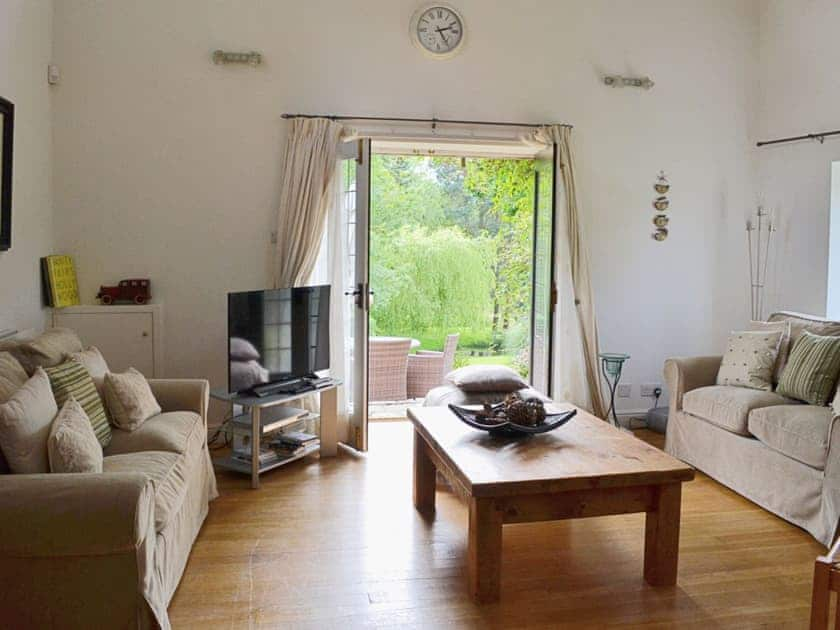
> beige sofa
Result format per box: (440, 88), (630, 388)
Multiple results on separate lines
(0, 331), (218, 629)
(665, 311), (840, 546)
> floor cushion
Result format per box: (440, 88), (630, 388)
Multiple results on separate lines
(103, 451), (187, 532)
(682, 385), (795, 436)
(104, 411), (203, 456)
(424, 384), (549, 407)
(748, 405), (833, 469)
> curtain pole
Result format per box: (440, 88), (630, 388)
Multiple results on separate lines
(281, 113), (572, 130)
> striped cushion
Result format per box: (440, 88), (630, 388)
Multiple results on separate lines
(44, 361), (111, 447)
(777, 331), (840, 406)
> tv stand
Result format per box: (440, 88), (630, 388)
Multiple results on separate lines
(251, 379), (312, 397)
(211, 379), (342, 489)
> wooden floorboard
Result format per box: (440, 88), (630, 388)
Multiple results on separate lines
(169, 424), (824, 628)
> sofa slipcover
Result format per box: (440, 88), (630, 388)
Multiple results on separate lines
(105, 411), (203, 456)
(682, 385), (795, 436)
(748, 405), (834, 470)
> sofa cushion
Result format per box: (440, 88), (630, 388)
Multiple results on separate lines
(0, 368), (58, 473)
(11, 328), (83, 375)
(716, 330), (783, 391)
(682, 385), (795, 436)
(48, 397), (103, 474)
(777, 331), (840, 406)
(768, 312), (840, 375)
(104, 411), (204, 456)
(103, 451), (187, 532)
(0, 351), (28, 402)
(749, 320), (791, 384)
(748, 405), (833, 469)
(104, 368), (162, 431)
(44, 360), (111, 448)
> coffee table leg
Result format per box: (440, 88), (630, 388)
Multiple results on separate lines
(644, 483), (682, 586)
(413, 430), (436, 514)
(468, 497), (503, 603)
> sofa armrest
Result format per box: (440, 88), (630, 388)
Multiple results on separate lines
(0, 472), (154, 557)
(148, 378), (209, 423)
(663, 356), (721, 413)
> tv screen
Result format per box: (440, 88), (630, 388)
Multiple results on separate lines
(227, 285), (330, 393)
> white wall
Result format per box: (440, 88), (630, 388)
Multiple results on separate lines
(757, 0), (840, 318)
(0, 0), (54, 332)
(52, 0), (759, 414)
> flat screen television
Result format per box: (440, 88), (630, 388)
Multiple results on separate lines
(227, 285), (330, 394)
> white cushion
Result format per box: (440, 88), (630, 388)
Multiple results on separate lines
(48, 397), (103, 473)
(716, 330), (782, 391)
(0, 351), (28, 402)
(0, 368), (58, 473)
(748, 405), (833, 470)
(104, 368), (162, 431)
(683, 385), (795, 436)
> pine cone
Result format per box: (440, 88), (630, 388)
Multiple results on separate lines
(506, 399), (534, 426)
(526, 399), (546, 425)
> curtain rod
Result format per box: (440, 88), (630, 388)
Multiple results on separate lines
(757, 128), (840, 147)
(280, 113), (571, 129)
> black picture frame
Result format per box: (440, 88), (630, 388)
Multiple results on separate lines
(0, 96), (13, 251)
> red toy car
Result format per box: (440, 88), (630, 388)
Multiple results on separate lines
(97, 279), (151, 305)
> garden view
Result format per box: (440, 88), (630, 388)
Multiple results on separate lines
(369, 154), (536, 376)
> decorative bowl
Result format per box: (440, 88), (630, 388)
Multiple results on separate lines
(448, 403), (577, 437)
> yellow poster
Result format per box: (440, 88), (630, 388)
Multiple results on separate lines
(45, 255), (80, 308)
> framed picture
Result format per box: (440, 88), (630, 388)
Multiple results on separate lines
(0, 97), (13, 251)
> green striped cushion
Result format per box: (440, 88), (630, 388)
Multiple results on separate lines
(777, 331), (840, 406)
(45, 361), (111, 447)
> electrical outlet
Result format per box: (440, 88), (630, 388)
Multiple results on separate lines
(641, 383), (662, 397)
(617, 384), (632, 398)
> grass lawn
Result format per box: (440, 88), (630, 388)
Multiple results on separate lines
(459, 353), (514, 368)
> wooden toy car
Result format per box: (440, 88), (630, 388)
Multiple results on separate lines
(97, 278), (151, 305)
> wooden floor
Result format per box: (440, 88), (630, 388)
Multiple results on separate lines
(170, 423), (824, 629)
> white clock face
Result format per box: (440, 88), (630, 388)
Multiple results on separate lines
(413, 5), (464, 57)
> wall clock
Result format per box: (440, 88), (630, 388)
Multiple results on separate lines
(410, 4), (465, 59)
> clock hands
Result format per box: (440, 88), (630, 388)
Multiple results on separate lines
(435, 26), (450, 45)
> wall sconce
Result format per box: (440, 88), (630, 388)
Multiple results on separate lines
(603, 75), (655, 90)
(212, 50), (262, 67)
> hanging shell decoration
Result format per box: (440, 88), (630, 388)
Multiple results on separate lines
(653, 196), (669, 211)
(652, 171), (670, 241)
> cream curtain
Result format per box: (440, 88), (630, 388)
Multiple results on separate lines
(308, 161), (350, 433)
(273, 117), (345, 288)
(532, 125), (607, 418)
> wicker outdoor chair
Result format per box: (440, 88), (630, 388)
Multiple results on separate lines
(407, 333), (460, 399)
(368, 337), (412, 402)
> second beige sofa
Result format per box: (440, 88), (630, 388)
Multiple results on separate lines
(665, 311), (840, 546)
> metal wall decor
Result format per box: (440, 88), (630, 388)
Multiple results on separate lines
(747, 206), (776, 320)
(651, 171), (669, 241)
(212, 50), (262, 66)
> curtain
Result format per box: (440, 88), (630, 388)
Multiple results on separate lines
(273, 117), (345, 288)
(309, 161), (350, 433)
(533, 125), (607, 418)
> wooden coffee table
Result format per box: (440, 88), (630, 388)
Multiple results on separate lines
(408, 406), (695, 603)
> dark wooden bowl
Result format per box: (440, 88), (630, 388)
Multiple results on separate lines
(448, 403), (577, 437)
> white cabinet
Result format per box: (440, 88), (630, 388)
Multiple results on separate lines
(52, 305), (163, 377)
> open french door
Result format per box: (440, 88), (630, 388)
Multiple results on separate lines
(530, 144), (556, 394)
(338, 138), (372, 451)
